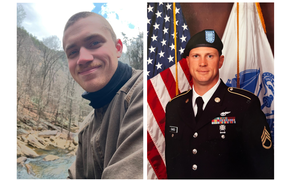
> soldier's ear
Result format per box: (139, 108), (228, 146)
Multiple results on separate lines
(219, 55), (224, 69)
(115, 39), (123, 58)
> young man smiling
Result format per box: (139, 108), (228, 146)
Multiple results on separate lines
(165, 29), (273, 179)
(63, 12), (143, 179)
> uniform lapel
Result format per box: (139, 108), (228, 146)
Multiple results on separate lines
(178, 90), (196, 130)
(195, 81), (228, 131)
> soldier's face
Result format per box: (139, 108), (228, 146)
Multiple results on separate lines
(63, 15), (123, 92)
(186, 47), (224, 89)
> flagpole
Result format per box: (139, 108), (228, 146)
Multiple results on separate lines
(237, 2), (240, 88)
(255, 2), (267, 33)
(173, 2), (178, 96)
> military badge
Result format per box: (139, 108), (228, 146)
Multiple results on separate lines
(169, 126), (178, 133)
(211, 117), (236, 124)
(219, 125), (226, 134)
(261, 126), (272, 149)
(205, 30), (215, 43)
(220, 111), (231, 116)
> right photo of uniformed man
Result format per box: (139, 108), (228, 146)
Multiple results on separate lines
(147, 2), (274, 179)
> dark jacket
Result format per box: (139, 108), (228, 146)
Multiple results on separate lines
(165, 80), (274, 179)
(68, 69), (143, 179)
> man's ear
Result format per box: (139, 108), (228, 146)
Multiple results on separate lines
(116, 39), (123, 58)
(219, 55), (225, 69)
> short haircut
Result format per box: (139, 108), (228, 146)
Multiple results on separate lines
(63, 11), (117, 42)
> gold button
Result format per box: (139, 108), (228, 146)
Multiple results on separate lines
(215, 97), (220, 103)
(221, 135), (225, 139)
(192, 164), (197, 170)
(192, 149), (197, 154)
(193, 132), (198, 138)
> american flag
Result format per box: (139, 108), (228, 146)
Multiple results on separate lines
(147, 3), (191, 179)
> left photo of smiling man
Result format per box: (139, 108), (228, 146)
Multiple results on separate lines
(63, 11), (143, 179)
(17, 3), (143, 179)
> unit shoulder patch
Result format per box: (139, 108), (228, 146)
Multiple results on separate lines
(170, 90), (191, 102)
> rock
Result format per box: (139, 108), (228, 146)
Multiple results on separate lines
(36, 125), (44, 131)
(38, 130), (58, 138)
(50, 136), (56, 142)
(67, 151), (75, 156)
(55, 138), (67, 149)
(70, 126), (79, 133)
(26, 134), (46, 149)
(57, 132), (67, 139)
(17, 141), (39, 158)
(67, 145), (75, 152)
(17, 144), (23, 157)
(73, 136), (78, 146)
(25, 163), (35, 176)
(26, 119), (37, 127)
(43, 155), (59, 161)
(17, 156), (27, 164)
(36, 136), (48, 147)
(20, 135), (28, 143)
(17, 128), (29, 136)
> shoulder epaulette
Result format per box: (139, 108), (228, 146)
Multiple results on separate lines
(170, 89), (191, 102)
(227, 87), (256, 100)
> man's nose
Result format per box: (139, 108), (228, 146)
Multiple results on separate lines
(199, 57), (207, 66)
(77, 47), (93, 65)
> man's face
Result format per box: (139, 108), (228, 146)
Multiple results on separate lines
(63, 15), (122, 92)
(186, 47), (224, 89)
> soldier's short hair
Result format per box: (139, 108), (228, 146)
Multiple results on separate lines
(63, 11), (117, 42)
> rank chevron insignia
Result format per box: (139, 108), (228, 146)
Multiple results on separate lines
(261, 126), (272, 149)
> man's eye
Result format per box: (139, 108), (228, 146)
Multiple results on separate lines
(91, 41), (100, 47)
(68, 50), (78, 58)
(208, 55), (213, 58)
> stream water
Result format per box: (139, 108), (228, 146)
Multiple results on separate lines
(17, 146), (76, 179)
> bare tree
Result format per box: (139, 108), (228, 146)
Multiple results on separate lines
(62, 71), (77, 139)
(17, 4), (26, 28)
(43, 36), (61, 50)
(121, 32), (143, 70)
(35, 36), (64, 128)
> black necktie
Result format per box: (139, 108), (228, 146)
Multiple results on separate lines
(195, 97), (204, 122)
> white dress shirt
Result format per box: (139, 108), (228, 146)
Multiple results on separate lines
(192, 79), (221, 116)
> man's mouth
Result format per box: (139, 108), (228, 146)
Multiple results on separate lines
(197, 70), (209, 74)
(78, 65), (102, 75)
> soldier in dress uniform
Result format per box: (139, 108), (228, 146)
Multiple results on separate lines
(165, 29), (274, 179)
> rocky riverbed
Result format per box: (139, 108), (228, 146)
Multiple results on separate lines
(17, 116), (79, 178)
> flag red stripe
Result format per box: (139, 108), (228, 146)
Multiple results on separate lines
(179, 58), (193, 86)
(147, 132), (167, 179)
(160, 67), (178, 99)
(147, 79), (166, 136)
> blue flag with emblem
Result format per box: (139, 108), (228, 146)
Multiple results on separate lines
(220, 3), (274, 144)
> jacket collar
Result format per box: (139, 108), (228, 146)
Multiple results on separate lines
(178, 80), (228, 131)
(194, 80), (228, 131)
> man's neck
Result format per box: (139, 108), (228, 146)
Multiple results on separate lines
(193, 78), (220, 96)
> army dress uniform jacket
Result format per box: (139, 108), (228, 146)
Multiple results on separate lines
(165, 80), (274, 179)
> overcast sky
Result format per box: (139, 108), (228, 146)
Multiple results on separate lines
(18, 2), (144, 50)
